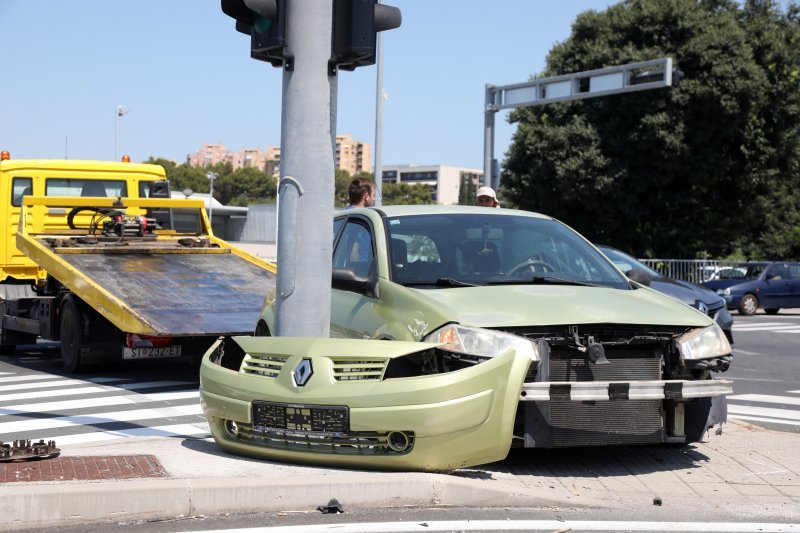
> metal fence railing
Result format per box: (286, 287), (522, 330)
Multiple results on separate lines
(636, 259), (746, 284)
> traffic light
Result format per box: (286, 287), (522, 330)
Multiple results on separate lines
(221, 0), (287, 67)
(331, 0), (401, 72)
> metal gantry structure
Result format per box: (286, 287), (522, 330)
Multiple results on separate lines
(483, 57), (675, 189)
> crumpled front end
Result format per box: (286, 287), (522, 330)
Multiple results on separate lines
(493, 323), (733, 448)
(200, 336), (532, 472)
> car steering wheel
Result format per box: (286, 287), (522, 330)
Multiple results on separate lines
(507, 257), (555, 277)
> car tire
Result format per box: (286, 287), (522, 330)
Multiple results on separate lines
(738, 293), (759, 316)
(764, 308), (780, 315)
(60, 298), (84, 373)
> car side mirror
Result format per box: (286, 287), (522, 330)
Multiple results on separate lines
(332, 262), (379, 298)
(626, 268), (652, 287)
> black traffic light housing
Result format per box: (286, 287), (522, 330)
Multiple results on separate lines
(331, 0), (401, 73)
(221, 0), (287, 68)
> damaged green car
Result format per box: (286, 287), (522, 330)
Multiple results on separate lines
(200, 206), (733, 471)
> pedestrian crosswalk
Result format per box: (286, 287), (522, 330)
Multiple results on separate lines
(0, 370), (209, 447)
(732, 321), (800, 333)
(727, 391), (800, 428)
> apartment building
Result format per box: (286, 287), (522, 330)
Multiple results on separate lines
(187, 139), (368, 176)
(335, 134), (372, 175)
(187, 144), (280, 175)
(380, 164), (483, 205)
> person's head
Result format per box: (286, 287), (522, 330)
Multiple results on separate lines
(348, 178), (376, 208)
(476, 186), (500, 207)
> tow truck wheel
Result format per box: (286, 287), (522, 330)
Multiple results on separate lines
(60, 298), (84, 373)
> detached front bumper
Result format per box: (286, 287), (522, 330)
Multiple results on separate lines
(200, 336), (531, 472)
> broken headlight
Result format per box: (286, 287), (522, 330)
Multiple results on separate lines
(677, 323), (732, 361)
(424, 324), (540, 362)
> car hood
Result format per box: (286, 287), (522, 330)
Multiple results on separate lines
(416, 283), (711, 329)
(650, 277), (725, 307)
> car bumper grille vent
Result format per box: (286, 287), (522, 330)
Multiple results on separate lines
(331, 359), (387, 381)
(240, 353), (288, 378)
(234, 424), (414, 455)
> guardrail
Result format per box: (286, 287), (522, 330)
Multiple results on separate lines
(636, 259), (746, 284)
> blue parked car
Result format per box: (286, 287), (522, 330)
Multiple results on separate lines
(701, 262), (800, 316)
(598, 246), (734, 343)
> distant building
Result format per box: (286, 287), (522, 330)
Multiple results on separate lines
(188, 139), (371, 177)
(186, 144), (229, 168)
(335, 134), (372, 175)
(380, 164), (483, 205)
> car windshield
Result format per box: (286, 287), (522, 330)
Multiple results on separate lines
(597, 246), (661, 278)
(386, 213), (629, 289)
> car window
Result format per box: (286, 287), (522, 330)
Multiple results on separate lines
(11, 177), (33, 207)
(386, 213), (628, 289)
(332, 219), (374, 277)
(789, 264), (800, 279)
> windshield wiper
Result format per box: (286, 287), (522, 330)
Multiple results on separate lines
(488, 276), (599, 287)
(402, 277), (478, 288)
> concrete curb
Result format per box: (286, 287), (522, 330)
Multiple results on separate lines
(0, 473), (604, 530)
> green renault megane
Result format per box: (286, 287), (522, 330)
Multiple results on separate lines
(200, 206), (732, 471)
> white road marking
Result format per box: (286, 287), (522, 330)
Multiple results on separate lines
(0, 403), (203, 433)
(727, 404), (800, 421)
(55, 422), (210, 446)
(728, 414), (800, 427)
(733, 324), (800, 333)
(199, 519), (800, 532)
(0, 377), (133, 392)
(0, 390), (198, 415)
(0, 381), (193, 402)
(728, 394), (800, 406)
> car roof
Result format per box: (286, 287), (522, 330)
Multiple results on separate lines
(343, 205), (554, 219)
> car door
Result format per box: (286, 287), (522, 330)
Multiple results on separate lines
(330, 216), (384, 339)
(759, 263), (793, 308)
(787, 263), (800, 308)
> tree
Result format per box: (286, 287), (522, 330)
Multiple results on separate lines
(458, 175), (477, 205)
(502, 0), (800, 259)
(383, 182), (435, 205)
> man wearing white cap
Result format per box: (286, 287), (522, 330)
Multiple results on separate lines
(476, 186), (500, 207)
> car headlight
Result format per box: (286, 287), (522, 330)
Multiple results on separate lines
(677, 323), (732, 361)
(716, 288), (730, 296)
(424, 324), (540, 362)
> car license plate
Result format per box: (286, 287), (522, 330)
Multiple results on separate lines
(252, 401), (349, 434)
(122, 345), (182, 359)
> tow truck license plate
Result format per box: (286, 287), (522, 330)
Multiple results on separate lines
(123, 346), (182, 359)
(252, 401), (349, 434)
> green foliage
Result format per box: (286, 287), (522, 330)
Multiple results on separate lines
(141, 157), (275, 206)
(458, 175), (477, 205)
(334, 169), (352, 207)
(382, 182), (435, 205)
(502, 0), (800, 260)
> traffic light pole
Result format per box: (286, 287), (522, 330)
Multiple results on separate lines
(275, 0), (336, 337)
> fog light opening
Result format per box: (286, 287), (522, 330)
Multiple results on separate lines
(387, 431), (410, 452)
(224, 419), (239, 437)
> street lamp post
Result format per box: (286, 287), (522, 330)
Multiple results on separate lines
(206, 172), (218, 229)
(115, 105), (128, 160)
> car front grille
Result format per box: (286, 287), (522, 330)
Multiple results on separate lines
(232, 424), (414, 455)
(331, 358), (387, 381)
(240, 353), (289, 378)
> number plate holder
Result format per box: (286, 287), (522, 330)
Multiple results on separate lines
(252, 401), (349, 435)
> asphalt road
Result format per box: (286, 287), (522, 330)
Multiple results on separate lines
(725, 310), (800, 433)
(1, 312), (799, 448)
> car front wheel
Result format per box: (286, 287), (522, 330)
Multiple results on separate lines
(739, 293), (759, 316)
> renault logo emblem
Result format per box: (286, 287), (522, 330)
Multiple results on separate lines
(293, 359), (313, 387)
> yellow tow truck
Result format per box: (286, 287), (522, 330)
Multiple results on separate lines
(0, 151), (276, 372)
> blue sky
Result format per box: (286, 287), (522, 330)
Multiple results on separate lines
(1, 1), (791, 171)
